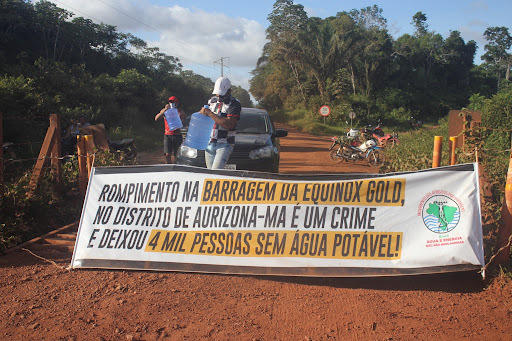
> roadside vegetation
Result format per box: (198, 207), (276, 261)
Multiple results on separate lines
(254, 1), (508, 130)
(0, 1), (253, 158)
(0, 0), (253, 251)
(0, 150), (134, 252)
(380, 85), (512, 276)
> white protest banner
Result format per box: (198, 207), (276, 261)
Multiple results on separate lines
(71, 164), (484, 277)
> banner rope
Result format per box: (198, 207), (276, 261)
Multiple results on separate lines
(2, 141), (43, 147)
(480, 233), (512, 274)
(0, 153), (96, 163)
(21, 248), (70, 272)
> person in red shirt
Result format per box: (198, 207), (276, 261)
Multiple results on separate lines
(155, 96), (185, 164)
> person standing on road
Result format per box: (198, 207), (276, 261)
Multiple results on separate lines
(199, 77), (241, 169)
(155, 96), (185, 164)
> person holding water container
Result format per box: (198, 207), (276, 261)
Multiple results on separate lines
(199, 76), (241, 169)
(154, 96), (185, 164)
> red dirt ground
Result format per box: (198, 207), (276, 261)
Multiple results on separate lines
(1, 125), (511, 340)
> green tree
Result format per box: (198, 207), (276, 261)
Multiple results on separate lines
(34, 0), (72, 61)
(345, 6), (392, 117)
(266, 0), (309, 106)
(250, 1), (493, 125)
(412, 11), (428, 36)
(482, 26), (512, 83)
(231, 86), (253, 107)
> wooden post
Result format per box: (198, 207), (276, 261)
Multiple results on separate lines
(449, 136), (457, 166)
(77, 135), (88, 195)
(49, 114), (62, 185)
(27, 117), (57, 197)
(0, 111), (3, 188)
(470, 121), (480, 143)
(432, 136), (443, 168)
(497, 154), (512, 263)
(84, 135), (95, 178)
(461, 114), (467, 147)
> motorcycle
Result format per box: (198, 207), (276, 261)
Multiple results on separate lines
(330, 128), (384, 165)
(370, 121), (399, 147)
(2, 142), (16, 161)
(410, 116), (423, 129)
(108, 138), (137, 161)
(61, 134), (137, 162)
(329, 128), (361, 161)
(328, 136), (343, 152)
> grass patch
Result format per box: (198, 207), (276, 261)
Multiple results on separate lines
(273, 108), (406, 138)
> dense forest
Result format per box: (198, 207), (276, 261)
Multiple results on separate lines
(2, 0), (511, 142)
(250, 0), (511, 126)
(0, 0), (252, 146)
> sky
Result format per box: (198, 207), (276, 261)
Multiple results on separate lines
(47, 0), (512, 92)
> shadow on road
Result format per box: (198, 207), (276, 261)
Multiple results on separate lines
(255, 271), (485, 294)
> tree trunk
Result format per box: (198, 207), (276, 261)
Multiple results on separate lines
(53, 22), (61, 61)
(506, 62), (511, 81)
(312, 72), (326, 103)
(365, 62), (371, 97)
(58, 41), (67, 62)
(42, 28), (49, 59)
(349, 64), (356, 95)
(289, 61), (307, 104)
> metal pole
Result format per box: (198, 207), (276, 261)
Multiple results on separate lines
(214, 57), (228, 77)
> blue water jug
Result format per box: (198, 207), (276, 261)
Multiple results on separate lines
(183, 111), (214, 150)
(163, 107), (183, 131)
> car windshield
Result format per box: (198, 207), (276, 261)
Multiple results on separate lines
(236, 112), (269, 134)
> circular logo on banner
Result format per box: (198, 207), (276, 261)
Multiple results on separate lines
(319, 105), (330, 117)
(421, 194), (461, 233)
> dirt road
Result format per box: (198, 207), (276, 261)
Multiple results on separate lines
(1, 126), (511, 340)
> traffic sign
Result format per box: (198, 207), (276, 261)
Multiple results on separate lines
(319, 105), (330, 117)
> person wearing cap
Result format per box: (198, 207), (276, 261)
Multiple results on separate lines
(155, 96), (185, 164)
(199, 76), (241, 169)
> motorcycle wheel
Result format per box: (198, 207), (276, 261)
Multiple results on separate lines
(341, 148), (357, 162)
(368, 150), (384, 166)
(329, 149), (344, 163)
(124, 145), (137, 162)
